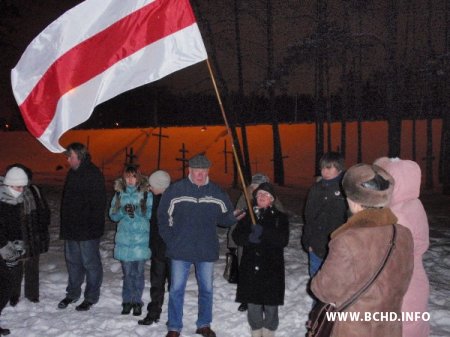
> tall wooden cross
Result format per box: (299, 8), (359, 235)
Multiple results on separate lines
(125, 147), (137, 165)
(222, 139), (234, 173)
(176, 143), (189, 178)
(152, 127), (169, 170)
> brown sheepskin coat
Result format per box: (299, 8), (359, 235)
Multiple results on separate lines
(311, 208), (414, 337)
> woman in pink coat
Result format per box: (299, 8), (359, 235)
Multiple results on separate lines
(374, 157), (430, 337)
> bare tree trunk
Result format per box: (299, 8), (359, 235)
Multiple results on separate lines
(440, 0), (450, 194)
(267, 0), (285, 185)
(424, 0), (435, 189)
(356, 6), (363, 163)
(314, 0), (327, 175)
(233, 0), (252, 181)
(386, 0), (401, 158)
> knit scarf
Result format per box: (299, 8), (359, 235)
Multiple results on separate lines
(0, 183), (24, 206)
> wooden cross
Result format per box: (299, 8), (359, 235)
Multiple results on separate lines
(152, 126), (169, 170)
(125, 147), (137, 165)
(222, 139), (233, 174)
(176, 143), (189, 178)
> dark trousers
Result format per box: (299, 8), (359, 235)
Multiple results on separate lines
(10, 257), (40, 302)
(146, 255), (170, 319)
(0, 264), (14, 314)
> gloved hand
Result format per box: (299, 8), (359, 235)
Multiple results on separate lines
(248, 224), (263, 244)
(0, 241), (21, 267)
(124, 204), (135, 218)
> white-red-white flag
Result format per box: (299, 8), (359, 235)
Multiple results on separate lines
(11, 0), (207, 152)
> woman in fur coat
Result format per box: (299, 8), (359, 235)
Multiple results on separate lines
(232, 183), (289, 337)
(109, 165), (153, 317)
(311, 164), (414, 337)
(374, 157), (430, 337)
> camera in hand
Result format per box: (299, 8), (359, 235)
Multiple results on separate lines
(125, 204), (135, 218)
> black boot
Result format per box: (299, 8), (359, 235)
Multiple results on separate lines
(132, 303), (143, 316)
(121, 303), (133, 315)
(138, 313), (159, 325)
(0, 327), (10, 336)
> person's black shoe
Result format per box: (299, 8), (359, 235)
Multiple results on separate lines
(9, 297), (19, 307)
(0, 327), (10, 336)
(132, 303), (143, 316)
(121, 303), (133, 315)
(238, 303), (248, 312)
(138, 313), (160, 325)
(75, 300), (93, 311)
(58, 297), (77, 309)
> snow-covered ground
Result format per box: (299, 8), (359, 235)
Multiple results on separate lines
(1, 185), (449, 337)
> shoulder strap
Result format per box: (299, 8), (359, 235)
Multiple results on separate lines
(338, 224), (397, 311)
(140, 191), (148, 213)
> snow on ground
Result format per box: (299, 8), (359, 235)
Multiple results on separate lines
(1, 185), (449, 337)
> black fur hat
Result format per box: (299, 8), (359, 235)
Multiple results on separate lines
(342, 163), (394, 208)
(253, 182), (276, 200)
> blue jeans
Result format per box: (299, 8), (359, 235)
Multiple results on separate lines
(121, 260), (145, 304)
(308, 251), (323, 278)
(64, 239), (103, 303)
(167, 260), (214, 332)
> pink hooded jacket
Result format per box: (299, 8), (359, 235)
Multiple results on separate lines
(374, 157), (430, 337)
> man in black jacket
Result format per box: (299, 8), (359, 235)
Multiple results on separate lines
(57, 143), (106, 311)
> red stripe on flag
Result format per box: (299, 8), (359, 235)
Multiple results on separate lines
(20, 0), (196, 137)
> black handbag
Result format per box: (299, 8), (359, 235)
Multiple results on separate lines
(307, 225), (397, 337)
(223, 250), (239, 284)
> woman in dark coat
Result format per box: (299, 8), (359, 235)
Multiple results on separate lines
(232, 183), (289, 337)
(7, 164), (50, 305)
(0, 166), (30, 335)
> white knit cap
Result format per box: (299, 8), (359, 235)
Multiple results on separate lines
(149, 170), (171, 190)
(4, 167), (28, 186)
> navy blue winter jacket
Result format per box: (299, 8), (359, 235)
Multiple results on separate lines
(158, 177), (236, 262)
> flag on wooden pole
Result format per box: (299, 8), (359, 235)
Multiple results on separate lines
(11, 0), (207, 152)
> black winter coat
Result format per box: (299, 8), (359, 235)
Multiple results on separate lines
(232, 206), (289, 306)
(301, 175), (348, 258)
(60, 160), (106, 241)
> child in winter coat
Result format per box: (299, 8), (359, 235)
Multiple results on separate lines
(232, 183), (289, 337)
(109, 165), (153, 316)
(302, 152), (348, 277)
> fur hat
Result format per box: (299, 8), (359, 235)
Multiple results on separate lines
(342, 163), (394, 208)
(149, 170), (171, 190)
(189, 154), (211, 168)
(4, 167), (28, 186)
(253, 182), (276, 200)
(251, 173), (270, 186)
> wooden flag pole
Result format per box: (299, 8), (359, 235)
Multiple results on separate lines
(205, 59), (256, 225)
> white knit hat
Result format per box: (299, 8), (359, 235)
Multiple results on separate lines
(4, 167), (29, 186)
(149, 170), (171, 190)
